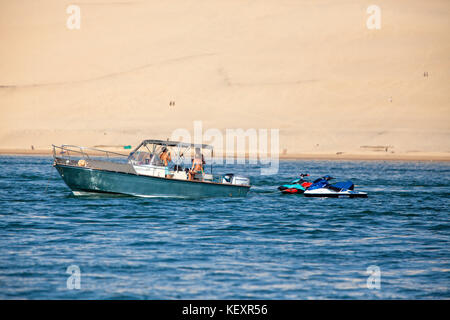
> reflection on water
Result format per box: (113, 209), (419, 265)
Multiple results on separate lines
(0, 156), (449, 299)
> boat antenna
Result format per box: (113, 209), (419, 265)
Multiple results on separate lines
(210, 149), (213, 174)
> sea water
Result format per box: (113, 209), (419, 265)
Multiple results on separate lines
(0, 156), (448, 299)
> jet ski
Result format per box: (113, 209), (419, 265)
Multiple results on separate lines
(303, 175), (368, 198)
(278, 174), (313, 194)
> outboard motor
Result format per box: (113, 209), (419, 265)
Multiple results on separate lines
(223, 173), (234, 183)
(232, 175), (250, 186)
(223, 173), (250, 186)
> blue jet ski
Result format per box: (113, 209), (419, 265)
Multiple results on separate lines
(303, 175), (368, 198)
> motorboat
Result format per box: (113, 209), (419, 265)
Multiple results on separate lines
(53, 139), (251, 198)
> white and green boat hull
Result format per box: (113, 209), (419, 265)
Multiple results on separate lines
(54, 163), (250, 198)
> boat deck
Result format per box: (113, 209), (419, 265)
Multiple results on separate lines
(54, 157), (137, 175)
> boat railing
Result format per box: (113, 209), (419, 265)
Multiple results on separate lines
(52, 144), (129, 161)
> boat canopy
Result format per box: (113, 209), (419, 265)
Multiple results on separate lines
(132, 139), (214, 153)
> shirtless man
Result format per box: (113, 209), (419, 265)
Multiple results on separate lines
(159, 147), (171, 166)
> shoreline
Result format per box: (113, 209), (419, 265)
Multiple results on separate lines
(1, 149), (449, 162)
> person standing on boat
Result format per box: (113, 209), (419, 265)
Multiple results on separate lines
(188, 147), (205, 180)
(159, 147), (172, 166)
(159, 147), (172, 177)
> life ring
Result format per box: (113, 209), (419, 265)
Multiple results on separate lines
(78, 159), (86, 167)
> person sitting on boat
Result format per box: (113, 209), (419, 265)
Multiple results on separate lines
(188, 148), (205, 180)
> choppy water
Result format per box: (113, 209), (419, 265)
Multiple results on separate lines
(0, 156), (449, 299)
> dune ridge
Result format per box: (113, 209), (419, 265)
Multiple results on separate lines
(0, 0), (449, 160)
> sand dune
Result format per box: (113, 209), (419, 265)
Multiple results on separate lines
(0, 0), (449, 159)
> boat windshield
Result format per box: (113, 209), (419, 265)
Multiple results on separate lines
(128, 140), (214, 173)
(149, 153), (163, 166)
(128, 151), (152, 165)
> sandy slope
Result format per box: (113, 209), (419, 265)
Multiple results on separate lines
(0, 0), (449, 159)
